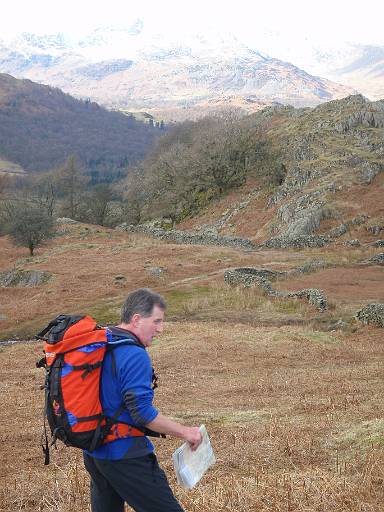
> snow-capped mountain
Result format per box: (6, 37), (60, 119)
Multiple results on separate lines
(249, 31), (384, 101)
(0, 22), (359, 120)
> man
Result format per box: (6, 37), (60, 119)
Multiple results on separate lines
(83, 288), (202, 512)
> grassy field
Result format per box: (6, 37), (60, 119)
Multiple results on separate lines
(0, 158), (25, 175)
(0, 224), (383, 511)
(1, 321), (383, 511)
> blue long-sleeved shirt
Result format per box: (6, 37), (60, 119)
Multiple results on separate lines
(84, 327), (158, 460)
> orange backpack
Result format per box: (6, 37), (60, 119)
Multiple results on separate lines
(36, 314), (160, 465)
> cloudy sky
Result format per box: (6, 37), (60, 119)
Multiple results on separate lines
(1, 0), (383, 47)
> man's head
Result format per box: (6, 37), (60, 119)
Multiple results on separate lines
(119, 288), (166, 347)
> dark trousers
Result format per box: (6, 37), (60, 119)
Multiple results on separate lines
(83, 452), (185, 512)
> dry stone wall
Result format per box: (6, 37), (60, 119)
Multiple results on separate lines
(224, 266), (328, 312)
(116, 224), (257, 250)
(356, 304), (384, 327)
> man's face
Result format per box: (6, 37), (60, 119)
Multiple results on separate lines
(135, 305), (165, 347)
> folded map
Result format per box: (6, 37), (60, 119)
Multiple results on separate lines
(172, 424), (215, 489)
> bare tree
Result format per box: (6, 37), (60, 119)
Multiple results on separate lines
(57, 155), (87, 219)
(84, 184), (114, 226)
(6, 204), (56, 256)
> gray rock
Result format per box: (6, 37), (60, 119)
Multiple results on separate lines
(328, 223), (348, 238)
(359, 162), (383, 184)
(0, 270), (52, 287)
(345, 239), (360, 247)
(114, 275), (127, 285)
(147, 266), (167, 277)
(327, 319), (349, 331)
(327, 215), (369, 238)
(373, 240), (384, 247)
(365, 253), (384, 265)
(268, 166), (319, 206)
(356, 304), (384, 327)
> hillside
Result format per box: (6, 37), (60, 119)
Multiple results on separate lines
(0, 73), (159, 176)
(135, 95), (383, 249)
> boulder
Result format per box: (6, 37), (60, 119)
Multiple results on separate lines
(147, 267), (167, 277)
(114, 275), (127, 285)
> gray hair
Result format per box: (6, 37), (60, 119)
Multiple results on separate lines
(121, 288), (166, 323)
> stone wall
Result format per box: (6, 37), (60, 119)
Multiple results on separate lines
(262, 235), (329, 249)
(116, 224), (257, 250)
(224, 267), (328, 311)
(356, 304), (384, 327)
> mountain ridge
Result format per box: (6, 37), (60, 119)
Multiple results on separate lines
(0, 27), (357, 121)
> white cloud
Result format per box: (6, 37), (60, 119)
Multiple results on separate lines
(1, 0), (383, 46)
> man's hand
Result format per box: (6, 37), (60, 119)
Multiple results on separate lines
(183, 426), (203, 451)
(145, 414), (203, 450)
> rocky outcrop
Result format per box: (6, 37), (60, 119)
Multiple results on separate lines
(373, 240), (384, 247)
(356, 304), (384, 327)
(268, 167), (321, 206)
(337, 110), (384, 132)
(326, 214), (369, 239)
(0, 270), (51, 287)
(359, 162), (383, 184)
(116, 224), (257, 250)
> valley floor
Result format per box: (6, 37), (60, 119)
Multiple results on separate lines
(1, 321), (383, 511)
(0, 223), (383, 511)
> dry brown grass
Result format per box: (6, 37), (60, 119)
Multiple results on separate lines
(1, 221), (383, 510)
(1, 321), (383, 511)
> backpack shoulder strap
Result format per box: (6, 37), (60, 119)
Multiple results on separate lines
(107, 336), (145, 377)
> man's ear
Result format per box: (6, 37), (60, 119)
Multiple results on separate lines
(131, 313), (141, 327)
